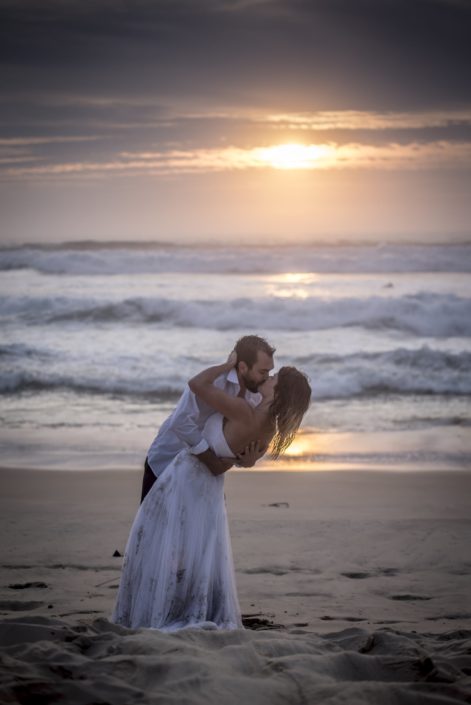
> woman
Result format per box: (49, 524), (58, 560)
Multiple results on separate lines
(111, 352), (311, 632)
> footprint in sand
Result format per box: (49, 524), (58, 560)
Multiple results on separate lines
(242, 565), (316, 576)
(389, 594), (433, 601)
(242, 567), (289, 576)
(378, 568), (400, 576)
(58, 610), (102, 618)
(320, 615), (366, 622)
(448, 566), (471, 576)
(341, 568), (400, 580)
(286, 591), (332, 597)
(427, 613), (471, 621)
(0, 600), (44, 611)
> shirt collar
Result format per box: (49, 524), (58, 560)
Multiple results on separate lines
(227, 367), (239, 385)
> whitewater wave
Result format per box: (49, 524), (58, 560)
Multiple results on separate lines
(0, 369), (183, 399)
(2, 292), (470, 337)
(2, 346), (470, 398)
(1, 243), (470, 275)
(292, 347), (471, 398)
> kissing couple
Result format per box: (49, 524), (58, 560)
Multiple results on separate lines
(111, 335), (311, 632)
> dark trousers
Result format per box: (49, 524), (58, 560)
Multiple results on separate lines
(140, 457), (157, 504)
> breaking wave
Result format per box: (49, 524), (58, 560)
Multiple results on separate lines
(1, 346), (470, 399)
(1, 242), (471, 275)
(2, 292), (470, 338)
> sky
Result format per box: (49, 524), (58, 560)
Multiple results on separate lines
(0, 0), (470, 245)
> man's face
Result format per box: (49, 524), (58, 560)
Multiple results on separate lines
(240, 351), (274, 392)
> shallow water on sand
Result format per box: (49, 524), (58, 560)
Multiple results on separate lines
(1, 242), (470, 471)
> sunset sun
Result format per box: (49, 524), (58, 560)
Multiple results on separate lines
(254, 143), (334, 169)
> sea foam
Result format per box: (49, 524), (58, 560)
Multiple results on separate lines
(1, 242), (471, 275)
(1, 346), (469, 399)
(2, 291), (470, 338)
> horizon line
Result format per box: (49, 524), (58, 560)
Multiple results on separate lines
(1, 236), (471, 251)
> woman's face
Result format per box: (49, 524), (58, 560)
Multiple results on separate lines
(259, 373), (278, 399)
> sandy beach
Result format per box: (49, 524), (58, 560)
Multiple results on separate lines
(1, 466), (470, 703)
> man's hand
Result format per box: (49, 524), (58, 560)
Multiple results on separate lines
(236, 440), (266, 468)
(196, 448), (233, 476)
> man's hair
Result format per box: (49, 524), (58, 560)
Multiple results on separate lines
(234, 335), (275, 369)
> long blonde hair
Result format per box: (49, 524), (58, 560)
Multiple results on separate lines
(269, 366), (311, 458)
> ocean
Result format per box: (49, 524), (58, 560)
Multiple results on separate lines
(1, 241), (470, 471)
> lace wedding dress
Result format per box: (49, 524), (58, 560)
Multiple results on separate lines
(110, 413), (242, 631)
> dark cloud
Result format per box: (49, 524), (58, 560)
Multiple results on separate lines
(0, 1), (469, 244)
(0, 0), (470, 187)
(0, 0), (470, 117)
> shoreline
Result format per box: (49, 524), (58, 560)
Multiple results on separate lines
(2, 462), (470, 474)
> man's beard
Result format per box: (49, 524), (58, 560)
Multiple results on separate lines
(243, 376), (260, 393)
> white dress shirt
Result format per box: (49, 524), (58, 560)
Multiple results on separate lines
(146, 368), (261, 478)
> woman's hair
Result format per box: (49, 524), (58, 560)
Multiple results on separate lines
(269, 366), (311, 458)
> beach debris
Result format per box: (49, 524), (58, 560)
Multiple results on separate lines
(8, 582), (48, 589)
(95, 576), (120, 588)
(242, 613), (285, 630)
(112, 550), (122, 557)
(265, 502), (290, 508)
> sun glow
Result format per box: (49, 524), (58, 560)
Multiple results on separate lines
(284, 434), (315, 458)
(254, 143), (334, 169)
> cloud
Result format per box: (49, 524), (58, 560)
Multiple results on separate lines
(1, 99), (469, 180)
(0, 0), (469, 247)
(1, 0), (470, 114)
(0, 156), (41, 164)
(3, 139), (470, 180)
(0, 136), (102, 145)
(263, 110), (471, 131)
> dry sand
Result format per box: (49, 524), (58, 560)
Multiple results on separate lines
(1, 467), (470, 703)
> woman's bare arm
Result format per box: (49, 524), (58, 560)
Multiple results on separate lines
(188, 352), (252, 424)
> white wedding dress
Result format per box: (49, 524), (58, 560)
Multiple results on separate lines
(110, 413), (242, 632)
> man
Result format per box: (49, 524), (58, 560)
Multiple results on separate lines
(140, 335), (275, 503)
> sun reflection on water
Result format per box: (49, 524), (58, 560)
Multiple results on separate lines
(264, 272), (319, 299)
